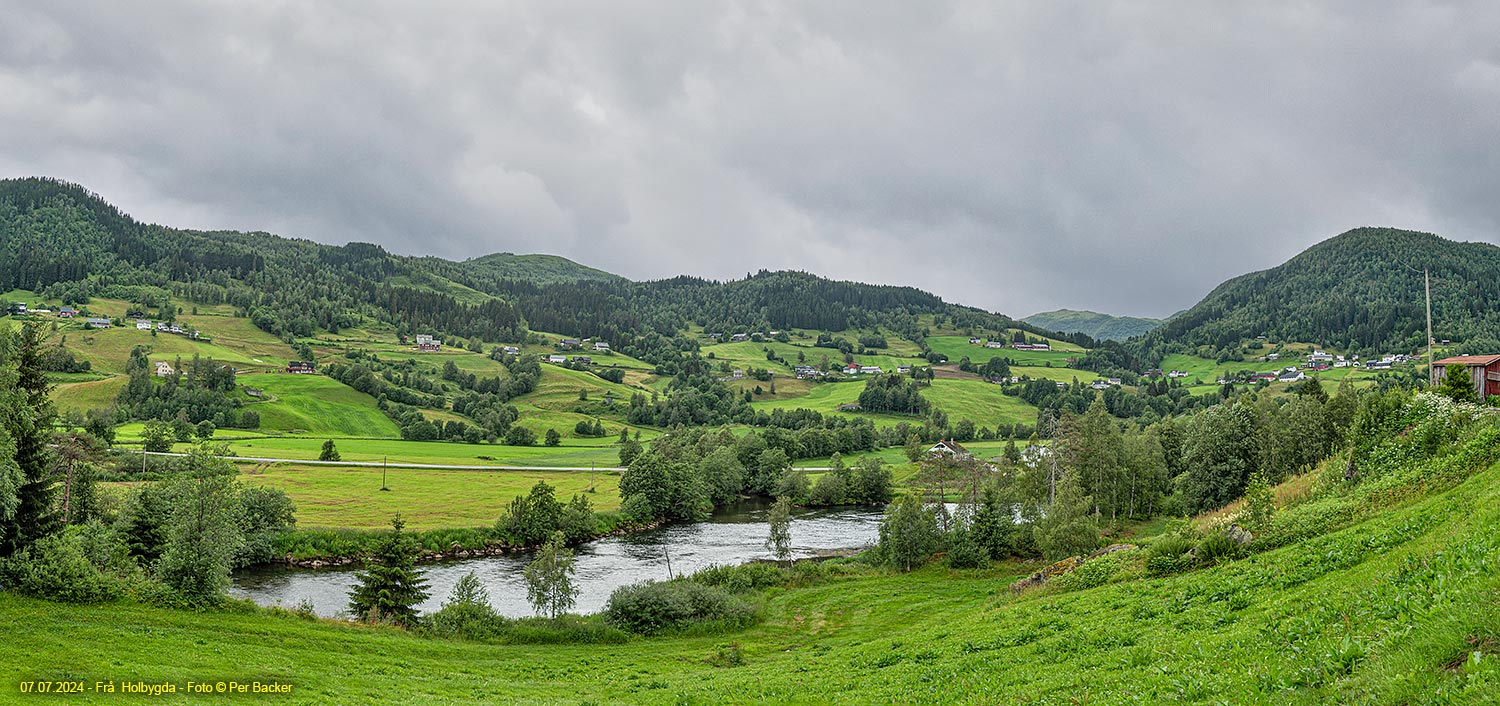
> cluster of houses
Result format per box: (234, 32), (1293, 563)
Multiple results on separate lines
(414, 334), (442, 352)
(966, 337), (1051, 351)
(1089, 378), (1123, 390)
(286, 361), (315, 374)
(555, 338), (611, 352)
(134, 318), (202, 340)
(546, 354), (593, 365)
(708, 331), (782, 342)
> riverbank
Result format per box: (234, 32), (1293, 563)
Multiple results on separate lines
(235, 502), (888, 618)
(270, 512), (661, 567)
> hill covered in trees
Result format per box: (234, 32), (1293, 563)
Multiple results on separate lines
(1135, 228), (1500, 364)
(0, 177), (1058, 366)
(459, 253), (623, 285)
(1024, 309), (1164, 341)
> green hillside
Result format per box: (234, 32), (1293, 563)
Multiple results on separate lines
(239, 373), (402, 437)
(461, 252), (623, 284)
(1141, 228), (1500, 360)
(7, 407), (1498, 703)
(1024, 308), (1164, 341)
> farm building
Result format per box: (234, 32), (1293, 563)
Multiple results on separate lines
(593, 342), (610, 351)
(414, 334), (442, 351)
(58, 307), (76, 318)
(1431, 355), (1500, 401)
(501, 346), (521, 355)
(927, 440), (973, 459)
(286, 361), (315, 374)
(85, 317), (112, 328)
(547, 354), (567, 363)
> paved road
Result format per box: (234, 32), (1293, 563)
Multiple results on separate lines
(110, 449), (627, 472)
(111, 449), (836, 473)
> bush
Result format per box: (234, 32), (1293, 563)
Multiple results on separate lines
(425, 572), (504, 641)
(1144, 535), (1197, 577)
(0, 532), (123, 604)
(1196, 531), (1243, 564)
(945, 524), (989, 569)
(1051, 551), (1133, 592)
(603, 580), (757, 635)
(690, 562), (789, 594)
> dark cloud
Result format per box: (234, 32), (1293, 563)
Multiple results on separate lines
(3, 1), (1498, 318)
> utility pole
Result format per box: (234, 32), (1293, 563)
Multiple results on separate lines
(1425, 268), (1434, 386)
(381, 455), (389, 491)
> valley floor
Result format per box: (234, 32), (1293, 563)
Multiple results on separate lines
(9, 461), (1500, 704)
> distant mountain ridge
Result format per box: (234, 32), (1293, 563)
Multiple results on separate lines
(1024, 309), (1164, 341)
(1138, 227), (1500, 360)
(0, 176), (1066, 362)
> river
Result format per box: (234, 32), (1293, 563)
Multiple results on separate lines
(230, 500), (887, 619)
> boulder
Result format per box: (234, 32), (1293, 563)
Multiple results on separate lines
(1224, 525), (1254, 546)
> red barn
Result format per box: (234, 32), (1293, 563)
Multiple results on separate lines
(1431, 355), (1500, 401)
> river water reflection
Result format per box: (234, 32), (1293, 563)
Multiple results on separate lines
(230, 500), (886, 618)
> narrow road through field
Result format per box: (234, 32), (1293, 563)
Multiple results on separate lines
(112, 449), (837, 473)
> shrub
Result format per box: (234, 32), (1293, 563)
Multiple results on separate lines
(1195, 531), (1243, 564)
(1051, 551), (1134, 591)
(603, 580), (757, 635)
(426, 572), (504, 641)
(1144, 535), (1197, 577)
(945, 524), (989, 569)
(0, 532), (122, 603)
(690, 562), (789, 594)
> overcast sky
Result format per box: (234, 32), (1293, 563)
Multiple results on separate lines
(3, 2), (1498, 318)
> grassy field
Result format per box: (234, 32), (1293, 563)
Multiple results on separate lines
(237, 464), (621, 529)
(915, 378), (1038, 426)
(51, 377), (127, 414)
(221, 436), (628, 468)
(704, 340), (922, 376)
(925, 335), (1084, 367)
(241, 373), (403, 437)
(11, 453), (1497, 703)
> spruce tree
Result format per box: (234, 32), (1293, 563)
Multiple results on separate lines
(1034, 472), (1099, 561)
(1, 323), (60, 556)
(349, 515), (430, 627)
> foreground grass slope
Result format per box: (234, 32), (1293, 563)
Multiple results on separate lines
(9, 454), (1498, 703)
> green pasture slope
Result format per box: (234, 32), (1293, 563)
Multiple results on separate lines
(239, 373), (402, 437)
(10, 456), (1499, 702)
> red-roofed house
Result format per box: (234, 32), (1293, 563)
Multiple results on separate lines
(1432, 355), (1500, 401)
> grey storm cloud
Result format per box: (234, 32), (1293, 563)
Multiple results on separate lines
(2, 1), (1499, 318)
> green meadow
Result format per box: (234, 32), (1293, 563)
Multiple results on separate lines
(238, 464), (621, 529)
(15, 452), (1499, 704)
(239, 373), (403, 437)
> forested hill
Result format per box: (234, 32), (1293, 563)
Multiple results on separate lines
(1023, 309), (1164, 341)
(0, 177), (1056, 356)
(1136, 227), (1500, 362)
(460, 253), (622, 285)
